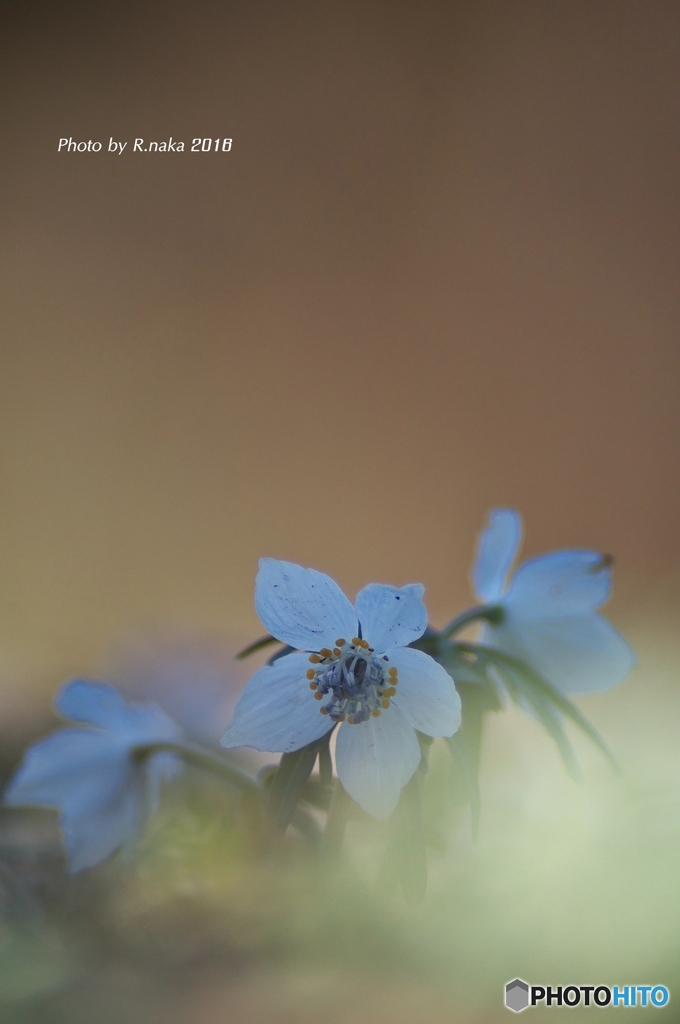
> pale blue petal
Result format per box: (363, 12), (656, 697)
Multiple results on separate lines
(506, 550), (613, 616)
(61, 773), (146, 872)
(4, 729), (131, 817)
(483, 612), (635, 694)
(221, 651), (332, 753)
(385, 647), (461, 737)
(334, 705), (421, 819)
(56, 680), (182, 746)
(5, 687), (182, 873)
(472, 508), (522, 603)
(64, 756), (177, 872)
(255, 559), (358, 651)
(56, 680), (131, 729)
(354, 583), (427, 652)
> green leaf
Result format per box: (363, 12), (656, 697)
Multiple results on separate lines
(317, 730), (333, 787)
(446, 684), (486, 839)
(299, 776), (333, 810)
(415, 730), (434, 774)
(446, 730), (480, 817)
(388, 772), (428, 905)
(266, 733), (332, 831)
(412, 637), (502, 838)
(497, 661), (583, 782)
(256, 764), (278, 790)
(236, 637), (298, 665)
(268, 644), (296, 666)
(423, 823), (448, 854)
(290, 807), (322, 847)
(475, 644), (618, 772)
(320, 780), (352, 859)
(236, 634), (278, 659)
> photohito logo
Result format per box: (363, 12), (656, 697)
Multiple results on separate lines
(504, 980), (670, 1012)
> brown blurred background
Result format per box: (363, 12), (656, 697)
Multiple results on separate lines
(2, 0), (679, 693)
(1, 1), (680, 1020)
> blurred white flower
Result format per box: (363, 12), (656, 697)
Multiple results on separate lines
(472, 509), (635, 694)
(4, 680), (183, 872)
(222, 559), (461, 818)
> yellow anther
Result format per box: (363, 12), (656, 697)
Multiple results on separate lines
(333, 648), (341, 657)
(371, 709), (381, 717)
(320, 647), (333, 659)
(385, 686), (396, 697)
(313, 692), (323, 701)
(381, 698), (391, 709)
(309, 654), (321, 664)
(335, 638), (346, 647)
(309, 682), (318, 690)
(306, 669), (316, 680)
(347, 714), (354, 724)
(320, 707), (329, 715)
(351, 637), (362, 646)
(338, 714), (346, 722)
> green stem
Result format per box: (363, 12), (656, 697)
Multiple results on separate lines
(133, 740), (328, 847)
(439, 604), (504, 640)
(320, 779), (351, 858)
(132, 740), (262, 796)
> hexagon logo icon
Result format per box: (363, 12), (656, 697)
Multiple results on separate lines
(505, 979), (530, 1012)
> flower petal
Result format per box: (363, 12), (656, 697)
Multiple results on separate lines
(386, 647), (461, 737)
(255, 559), (358, 651)
(334, 705), (421, 819)
(220, 651), (333, 753)
(506, 550), (613, 616)
(4, 729), (132, 817)
(482, 612), (636, 694)
(354, 583), (427, 652)
(472, 508), (522, 603)
(4, 710), (179, 873)
(56, 680), (182, 745)
(60, 772), (147, 872)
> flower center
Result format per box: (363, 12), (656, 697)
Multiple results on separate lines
(306, 638), (398, 724)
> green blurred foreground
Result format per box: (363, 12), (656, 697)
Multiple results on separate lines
(0, 621), (678, 1024)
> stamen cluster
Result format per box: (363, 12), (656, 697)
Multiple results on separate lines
(306, 638), (399, 724)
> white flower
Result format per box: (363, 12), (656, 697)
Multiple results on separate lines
(222, 559), (461, 818)
(472, 509), (635, 694)
(4, 680), (183, 872)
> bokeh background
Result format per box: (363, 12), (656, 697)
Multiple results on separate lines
(1, 1), (679, 1021)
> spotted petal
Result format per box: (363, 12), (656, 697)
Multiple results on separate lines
(334, 705), (421, 818)
(482, 612), (635, 694)
(255, 559), (358, 651)
(354, 583), (427, 652)
(386, 647), (461, 737)
(220, 651), (332, 753)
(506, 550), (613, 616)
(472, 508), (522, 603)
